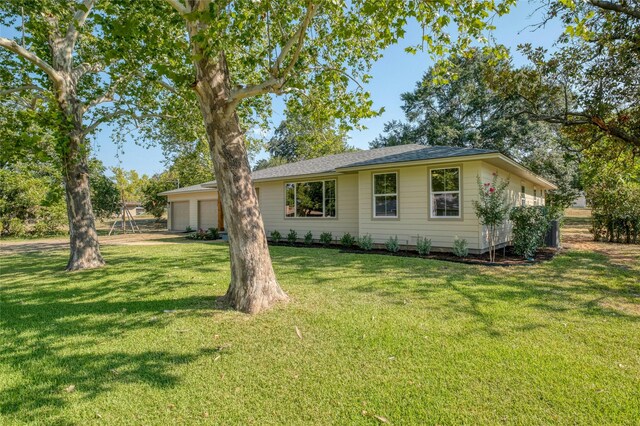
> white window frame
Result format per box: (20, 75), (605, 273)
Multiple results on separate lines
(373, 172), (398, 218)
(521, 184), (526, 206)
(285, 179), (336, 219)
(429, 166), (461, 219)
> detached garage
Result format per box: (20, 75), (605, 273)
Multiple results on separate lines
(159, 182), (222, 232)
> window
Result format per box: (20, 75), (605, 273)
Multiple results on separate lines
(521, 185), (526, 206)
(285, 180), (336, 218)
(373, 172), (398, 217)
(430, 167), (460, 218)
(534, 189), (537, 206)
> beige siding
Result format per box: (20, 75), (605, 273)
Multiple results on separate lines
(478, 161), (544, 250)
(357, 161), (483, 250)
(257, 174), (359, 241)
(167, 190), (217, 230)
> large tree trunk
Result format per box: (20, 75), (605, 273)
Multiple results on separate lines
(52, 49), (104, 271)
(191, 52), (287, 314)
(63, 138), (105, 271)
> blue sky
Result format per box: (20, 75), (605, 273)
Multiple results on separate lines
(5, 3), (564, 176)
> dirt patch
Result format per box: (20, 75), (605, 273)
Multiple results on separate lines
(0, 231), (186, 255)
(562, 225), (640, 269)
(599, 298), (640, 317)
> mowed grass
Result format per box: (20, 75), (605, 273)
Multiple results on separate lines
(0, 242), (639, 425)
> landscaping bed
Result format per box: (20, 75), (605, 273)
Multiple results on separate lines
(267, 240), (558, 266)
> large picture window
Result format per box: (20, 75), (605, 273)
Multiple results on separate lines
(430, 167), (460, 218)
(285, 180), (336, 218)
(373, 172), (398, 218)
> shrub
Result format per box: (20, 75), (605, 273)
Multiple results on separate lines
(340, 232), (356, 247)
(453, 237), (468, 257)
(319, 231), (333, 246)
(186, 228), (219, 240)
(6, 218), (27, 237)
(287, 229), (298, 244)
(385, 235), (400, 253)
(304, 231), (313, 245)
(472, 173), (511, 262)
(270, 229), (282, 243)
(358, 234), (373, 250)
(416, 236), (432, 255)
(185, 225), (193, 233)
(207, 227), (220, 240)
(510, 206), (551, 259)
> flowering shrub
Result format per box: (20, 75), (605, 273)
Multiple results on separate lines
(472, 173), (511, 262)
(186, 227), (219, 240)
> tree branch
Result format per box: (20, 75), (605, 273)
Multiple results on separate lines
(65, 0), (96, 48)
(270, 3), (317, 78)
(588, 0), (640, 19)
(165, 0), (189, 15)
(0, 84), (47, 97)
(0, 37), (63, 85)
(225, 4), (317, 117)
(84, 108), (175, 135)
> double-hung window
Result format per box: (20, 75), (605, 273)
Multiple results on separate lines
(430, 167), (460, 218)
(373, 172), (398, 218)
(285, 180), (336, 218)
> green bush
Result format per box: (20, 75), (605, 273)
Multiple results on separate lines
(185, 225), (193, 233)
(207, 228), (220, 240)
(358, 234), (373, 250)
(186, 228), (219, 240)
(510, 206), (550, 259)
(270, 230), (282, 243)
(340, 232), (356, 247)
(416, 236), (432, 255)
(6, 218), (27, 237)
(385, 235), (400, 253)
(453, 238), (468, 258)
(319, 231), (333, 246)
(287, 229), (298, 244)
(304, 231), (313, 245)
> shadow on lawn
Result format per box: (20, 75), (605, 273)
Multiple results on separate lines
(274, 246), (640, 334)
(0, 247), (232, 421)
(1, 243), (638, 420)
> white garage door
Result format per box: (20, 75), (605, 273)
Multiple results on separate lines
(198, 200), (217, 230)
(171, 201), (190, 231)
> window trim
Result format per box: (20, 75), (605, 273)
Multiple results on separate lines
(284, 179), (337, 219)
(429, 166), (462, 219)
(372, 171), (399, 219)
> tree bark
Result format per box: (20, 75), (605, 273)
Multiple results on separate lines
(63, 136), (105, 270)
(50, 29), (105, 271)
(190, 51), (287, 314)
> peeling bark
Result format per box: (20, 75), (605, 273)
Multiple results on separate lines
(191, 51), (287, 313)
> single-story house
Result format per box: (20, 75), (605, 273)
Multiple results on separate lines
(159, 144), (556, 253)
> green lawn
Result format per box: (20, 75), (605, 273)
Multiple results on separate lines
(1, 243), (639, 425)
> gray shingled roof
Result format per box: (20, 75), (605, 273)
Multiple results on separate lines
(160, 144), (497, 195)
(338, 145), (496, 169)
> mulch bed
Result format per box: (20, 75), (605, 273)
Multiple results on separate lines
(268, 241), (558, 266)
